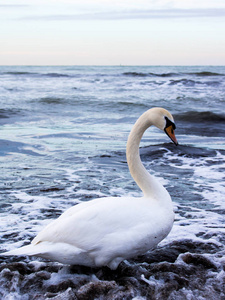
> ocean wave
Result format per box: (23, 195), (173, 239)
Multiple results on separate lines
(0, 139), (44, 157)
(169, 79), (199, 86)
(44, 73), (70, 78)
(118, 101), (148, 108)
(0, 108), (21, 119)
(39, 97), (65, 104)
(123, 71), (224, 78)
(2, 71), (72, 78)
(140, 143), (221, 160)
(188, 71), (224, 76)
(3, 70), (224, 81)
(3, 71), (37, 76)
(123, 71), (149, 77)
(204, 81), (221, 87)
(123, 72), (177, 77)
(174, 111), (225, 123)
(171, 78), (222, 87)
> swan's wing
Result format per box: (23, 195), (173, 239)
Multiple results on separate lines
(32, 197), (118, 246)
(32, 197), (150, 248)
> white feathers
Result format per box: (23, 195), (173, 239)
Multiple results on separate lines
(2, 108), (176, 269)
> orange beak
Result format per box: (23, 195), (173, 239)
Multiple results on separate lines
(165, 125), (178, 146)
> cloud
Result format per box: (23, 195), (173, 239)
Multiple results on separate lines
(0, 5), (29, 8)
(20, 7), (225, 21)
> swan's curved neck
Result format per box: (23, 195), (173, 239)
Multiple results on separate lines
(126, 111), (168, 199)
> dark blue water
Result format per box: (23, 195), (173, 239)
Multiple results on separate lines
(0, 66), (225, 299)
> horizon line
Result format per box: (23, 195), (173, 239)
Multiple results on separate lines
(1, 64), (225, 67)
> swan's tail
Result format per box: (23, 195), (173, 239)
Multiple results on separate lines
(1, 244), (42, 257)
(1, 242), (93, 266)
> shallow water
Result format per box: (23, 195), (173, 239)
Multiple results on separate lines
(0, 66), (225, 299)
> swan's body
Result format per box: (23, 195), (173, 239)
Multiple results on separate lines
(2, 107), (178, 269)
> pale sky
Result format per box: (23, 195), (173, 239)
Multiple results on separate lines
(1, 0), (225, 65)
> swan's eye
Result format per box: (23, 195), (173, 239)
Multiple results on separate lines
(164, 116), (176, 130)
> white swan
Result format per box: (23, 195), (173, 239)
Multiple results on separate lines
(2, 107), (178, 270)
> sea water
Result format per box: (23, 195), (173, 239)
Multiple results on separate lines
(0, 66), (225, 299)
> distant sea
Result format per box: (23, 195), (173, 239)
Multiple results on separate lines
(0, 66), (225, 299)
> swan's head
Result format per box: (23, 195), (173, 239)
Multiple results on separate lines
(149, 107), (178, 146)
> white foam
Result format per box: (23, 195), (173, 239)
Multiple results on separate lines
(155, 150), (225, 253)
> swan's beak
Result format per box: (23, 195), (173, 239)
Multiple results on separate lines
(165, 125), (178, 146)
